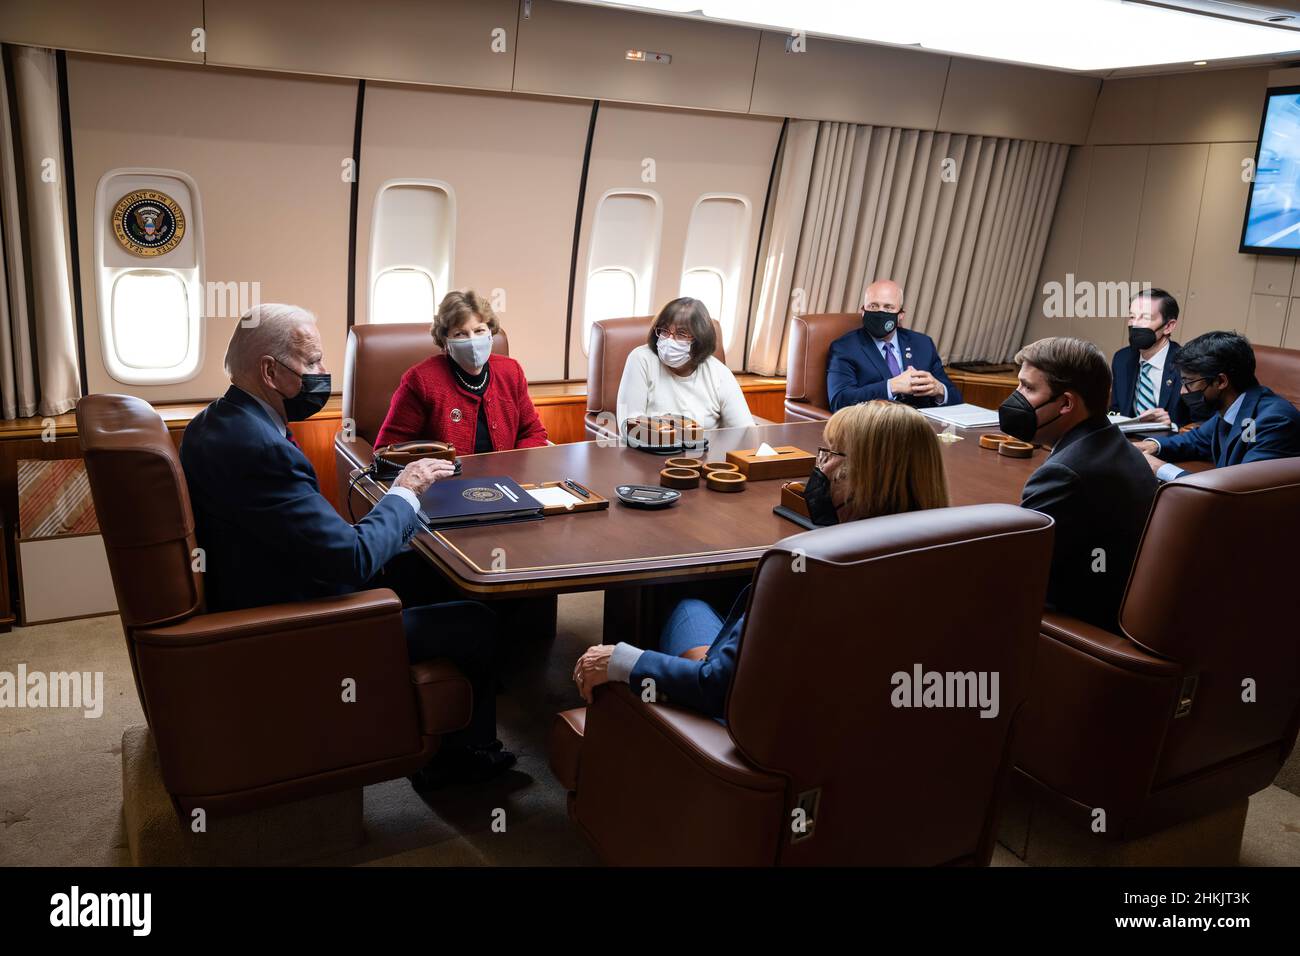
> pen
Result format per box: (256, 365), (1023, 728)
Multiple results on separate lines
(563, 478), (591, 499)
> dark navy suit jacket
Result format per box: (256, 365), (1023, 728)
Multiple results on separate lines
(827, 327), (961, 412)
(1110, 341), (1193, 426)
(1153, 385), (1300, 469)
(1021, 416), (1157, 634)
(629, 586), (750, 720)
(180, 386), (419, 613)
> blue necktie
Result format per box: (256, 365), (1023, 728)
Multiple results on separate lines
(1134, 361), (1157, 415)
(883, 342), (902, 377)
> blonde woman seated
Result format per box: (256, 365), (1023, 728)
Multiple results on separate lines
(375, 290), (548, 452)
(615, 297), (755, 435)
(572, 401), (950, 718)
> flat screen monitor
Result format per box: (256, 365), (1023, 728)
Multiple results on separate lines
(1241, 85), (1300, 256)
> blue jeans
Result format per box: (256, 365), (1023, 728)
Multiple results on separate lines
(659, 598), (724, 657)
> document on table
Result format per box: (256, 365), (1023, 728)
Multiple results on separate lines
(525, 485), (586, 509)
(1107, 411), (1177, 435)
(919, 404), (1001, 428)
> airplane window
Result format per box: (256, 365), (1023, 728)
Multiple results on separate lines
(584, 267), (637, 333)
(110, 270), (190, 370)
(581, 190), (661, 354)
(680, 267), (725, 325)
(372, 267), (436, 324)
(680, 195), (750, 351)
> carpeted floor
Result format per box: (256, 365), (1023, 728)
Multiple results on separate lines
(2, 594), (1299, 867)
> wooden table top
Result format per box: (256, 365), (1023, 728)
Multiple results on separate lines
(355, 419), (1043, 597)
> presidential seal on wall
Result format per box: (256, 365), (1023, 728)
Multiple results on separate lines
(111, 189), (185, 257)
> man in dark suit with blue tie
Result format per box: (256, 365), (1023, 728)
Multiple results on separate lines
(181, 304), (514, 788)
(826, 279), (961, 412)
(1138, 331), (1300, 479)
(1110, 288), (1194, 427)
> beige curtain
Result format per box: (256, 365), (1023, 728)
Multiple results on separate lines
(748, 119), (1068, 374)
(0, 45), (81, 420)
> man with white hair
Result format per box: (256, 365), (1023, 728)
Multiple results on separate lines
(180, 304), (514, 787)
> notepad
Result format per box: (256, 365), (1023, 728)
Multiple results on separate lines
(919, 404), (1001, 428)
(525, 485), (585, 509)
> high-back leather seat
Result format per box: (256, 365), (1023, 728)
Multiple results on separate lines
(783, 312), (859, 421)
(1014, 456), (1300, 839)
(78, 393), (470, 818)
(550, 503), (1055, 865)
(335, 321), (509, 511)
(585, 315), (724, 440)
(1254, 344), (1300, 409)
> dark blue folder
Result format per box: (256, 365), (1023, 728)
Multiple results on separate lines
(416, 476), (542, 527)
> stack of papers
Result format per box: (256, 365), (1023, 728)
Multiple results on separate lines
(525, 485), (586, 509)
(919, 404), (1001, 428)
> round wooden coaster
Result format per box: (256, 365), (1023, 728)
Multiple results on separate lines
(706, 471), (747, 493)
(665, 457), (704, 471)
(997, 439), (1034, 459)
(660, 467), (701, 489)
(979, 432), (1014, 450)
(702, 461), (739, 474)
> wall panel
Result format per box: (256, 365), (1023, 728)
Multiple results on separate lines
(1071, 145), (1148, 345)
(1088, 68), (1268, 146)
(569, 104), (782, 374)
(749, 31), (948, 130)
(1183, 142), (1258, 340)
(515, 0), (760, 113)
(68, 55), (356, 402)
(0, 0), (202, 63)
(205, 0), (517, 89)
(937, 59), (1099, 146)
(356, 84), (592, 381)
(1024, 146), (1092, 345)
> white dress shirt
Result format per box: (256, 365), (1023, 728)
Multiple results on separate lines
(1152, 391), (1245, 483)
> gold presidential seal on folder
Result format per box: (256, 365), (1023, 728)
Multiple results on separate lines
(462, 486), (504, 503)
(111, 189), (185, 257)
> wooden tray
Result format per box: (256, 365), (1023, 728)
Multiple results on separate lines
(518, 481), (610, 516)
(725, 445), (816, 481)
(780, 480), (811, 519)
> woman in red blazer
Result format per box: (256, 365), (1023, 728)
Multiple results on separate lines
(375, 290), (548, 452)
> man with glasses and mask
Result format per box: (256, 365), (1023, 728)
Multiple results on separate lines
(1111, 288), (1195, 426)
(180, 304), (515, 788)
(826, 278), (961, 412)
(1001, 337), (1157, 634)
(1137, 330), (1300, 480)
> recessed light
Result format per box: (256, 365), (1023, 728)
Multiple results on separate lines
(1266, 15), (1294, 23)
(1194, 60), (1208, 65)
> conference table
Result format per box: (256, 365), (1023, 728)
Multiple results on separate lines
(350, 419), (1043, 642)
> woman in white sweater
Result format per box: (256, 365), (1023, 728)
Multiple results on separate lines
(615, 297), (755, 433)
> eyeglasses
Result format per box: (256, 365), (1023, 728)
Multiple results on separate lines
(1181, 377), (1214, 392)
(816, 446), (845, 468)
(656, 328), (695, 344)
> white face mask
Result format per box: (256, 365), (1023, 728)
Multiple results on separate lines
(657, 337), (693, 369)
(447, 334), (492, 372)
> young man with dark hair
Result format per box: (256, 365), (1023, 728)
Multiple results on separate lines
(1138, 330), (1300, 480)
(1001, 337), (1157, 633)
(1111, 288), (1194, 426)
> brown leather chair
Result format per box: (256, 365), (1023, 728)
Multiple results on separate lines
(550, 503), (1055, 865)
(334, 321), (509, 516)
(1254, 344), (1300, 409)
(584, 314), (729, 441)
(1013, 456), (1300, 841)
(783, 312), (859, 422)
(77, 393), (471, 819)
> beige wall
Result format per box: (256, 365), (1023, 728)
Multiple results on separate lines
(69, 55), (356, 402)
(356, 84), (593, 381)
(3, 0), (1102, 145)
(1025, 67), (1300, 356)
(568, 103), (783, 374)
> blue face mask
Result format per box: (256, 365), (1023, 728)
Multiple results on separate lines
(447, 334), (493, 373)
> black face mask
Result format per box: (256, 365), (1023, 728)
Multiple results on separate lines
(273, 358), (331, 421)
(1128, 325), (1160, 351)
(803, 467), (840, 527)
(1181, 382), (1221, 421)
(998, 390), (1063, 444)
(861, 309), (899, 340)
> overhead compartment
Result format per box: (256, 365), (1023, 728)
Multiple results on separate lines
(937, 58), (1100, 145)
(0, 0), (203, 64)
(514, 0), (761, 113)
(204, 0), (518, 89)
(750, 30), (949, 130)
